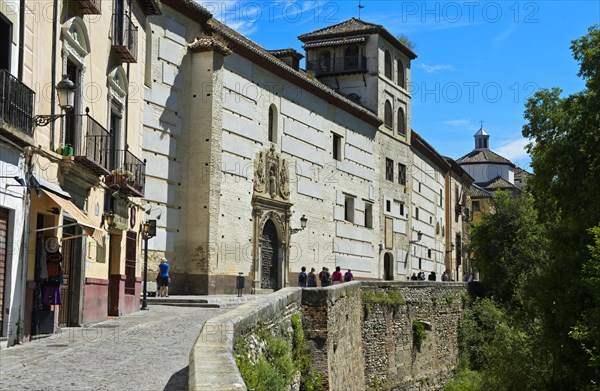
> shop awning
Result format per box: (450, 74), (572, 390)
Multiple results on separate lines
(40, 189), (106, 244)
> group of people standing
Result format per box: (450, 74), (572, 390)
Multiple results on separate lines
(298, 266), (354, 288)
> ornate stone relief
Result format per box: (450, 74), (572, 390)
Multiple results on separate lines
(253, 145), (290, 201)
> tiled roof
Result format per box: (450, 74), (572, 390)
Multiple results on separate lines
(189, 35), (232, 56)
(205, 18), (382, 125)
(298, 18), (382, 40)
(470, 183), (492, 198)
(303, 36), (367, 49)
(457, 149), (515, 166)
(298, 18), (417, 59)
(478, 175), (518, 190)
(268, 48), (304, 59)
(474, 127), (489, 136)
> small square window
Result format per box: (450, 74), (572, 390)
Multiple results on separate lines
(345, 195), (355, 222)
(398, 163), (406, 185)
(428, 249), (432, 258)
(364, 203), (373, 228)
(385, 158), (394, 181)
(386, 200), (391, 212)
(333, 133), (343, 161)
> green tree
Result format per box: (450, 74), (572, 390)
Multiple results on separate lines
(522, 25), (600, 388)
(470, 191), (548, 306)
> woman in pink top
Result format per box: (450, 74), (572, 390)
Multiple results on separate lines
(332, 266), (343, 285)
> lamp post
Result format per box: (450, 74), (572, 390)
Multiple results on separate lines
(34, 75), (75, 127)
(291, 215), (308, 235)
(140, 219), (156, 310)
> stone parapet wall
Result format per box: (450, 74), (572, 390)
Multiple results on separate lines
(302, 282), (366, 390)
(361, 281), (466, 390)
(189, 288), (302, 391)
(189, 282), (467, 391)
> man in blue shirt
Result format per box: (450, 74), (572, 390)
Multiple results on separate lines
(159, 258), (170, 297)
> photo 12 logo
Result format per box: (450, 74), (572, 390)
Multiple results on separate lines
(400, 2), (540, 24)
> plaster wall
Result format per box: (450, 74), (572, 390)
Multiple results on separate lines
(410, 151), (446, 277)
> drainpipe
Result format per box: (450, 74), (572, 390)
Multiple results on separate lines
(14, 148), (33, 346)
(50, 0), (59, 152)
(18, 0), (25, 80)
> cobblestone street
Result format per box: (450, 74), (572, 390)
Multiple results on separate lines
(0, 305), (228, 391)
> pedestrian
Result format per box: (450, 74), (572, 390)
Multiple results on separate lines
(298, 266), (308, 288)
(418, 271), (426, 281)
(158, 258), (170, 297)
(307, 267), (317, 287)
(468, 273), (474, 282)
(155, 271), (160, 296)
(332, 266), (343, 285)
(344, 269), (354, 282)
(410, 273), (418, 281)
(319, 267), (331, 287)
(428, 271), (436, 281)
(441, 271), (449, 281)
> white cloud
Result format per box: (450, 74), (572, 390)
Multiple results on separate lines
(417, 63), (455, 73)
(495, 138), (529, 161)
(442, 119), (470, 127)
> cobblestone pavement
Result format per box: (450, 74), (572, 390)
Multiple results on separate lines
(0, 305), (228, 391)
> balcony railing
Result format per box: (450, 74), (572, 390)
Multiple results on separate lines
(111, 12), (138, 63)
(0, 69), (35, 137)
(306, 55), (368, 76)
(105, 149), (145, 197)
(77, 0), (101, 14)
(74, 114), (112, 176)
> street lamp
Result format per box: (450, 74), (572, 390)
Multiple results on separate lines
(291, 215), (308, 234)
(34, 75), (75, 127)
(140, 219), (156, 310)
(409, 230), (423, 244)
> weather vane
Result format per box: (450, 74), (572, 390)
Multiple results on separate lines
(358, 0), (365, 19)
(479, 120), (484, 128)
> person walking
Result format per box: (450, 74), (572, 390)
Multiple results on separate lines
(307, 267), (318, 287)
(332, 266), (343, 285)
(298, 266), (308, 288)
(319, 267), (331, 287)
(158, 258), (170, 297)
(344, 269), (354, 282)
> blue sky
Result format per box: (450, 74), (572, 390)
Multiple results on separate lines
(199, 1), (599, 170)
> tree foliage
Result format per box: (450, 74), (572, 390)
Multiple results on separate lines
(521, 24), (600, 388)
(457, 25), (600, 390)
(470, 191), (548, 306)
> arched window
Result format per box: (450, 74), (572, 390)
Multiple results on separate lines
(384, 50), (392, 79)
(268, 105), (277, 143)
(397, 107), (406, 136)
(318, 51), (331, 73)
(397, 59), (405, 88)
(384, 100), (392, 128)
(344, 45), (359, 70)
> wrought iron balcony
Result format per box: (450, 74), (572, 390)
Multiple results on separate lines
(306, 55), (367, 77)
(111, 12), (138, 63)
(0, 69), (35, 139)
(77, 0), (101, 14)
(74, 114), (112, 176)
(105, 149), (145, 197)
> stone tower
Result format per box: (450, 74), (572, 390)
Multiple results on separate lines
(298, 18), (416, 139)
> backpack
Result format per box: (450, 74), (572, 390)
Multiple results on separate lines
(299, 272), (307, 284)
(344, 272), (352, 282)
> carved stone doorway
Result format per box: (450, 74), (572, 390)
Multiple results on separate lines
(260, 220), (279, 289)
(251, 146), (293, 292)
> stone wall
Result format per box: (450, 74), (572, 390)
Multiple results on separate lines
(189, 288), (302, 391)
(189, 282), (467, 391)
(362, 281), (465, 390)
(302, 282), (366, 391)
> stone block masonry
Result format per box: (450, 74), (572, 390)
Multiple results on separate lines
(189, 282), (467, 390)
